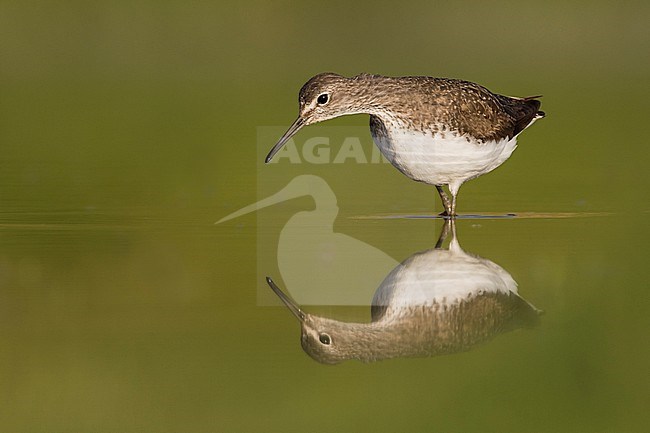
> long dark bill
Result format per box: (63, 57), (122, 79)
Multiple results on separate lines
(265, 277), (305, 321)
(265, 117), (304, 163)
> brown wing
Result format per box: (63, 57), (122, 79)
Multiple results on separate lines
(404, 77), (543, 141)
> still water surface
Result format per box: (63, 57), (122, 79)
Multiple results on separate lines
(0, 186), (647, 431)
(2, 2), (649, 430)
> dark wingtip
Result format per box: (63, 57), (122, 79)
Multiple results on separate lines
(265, 276), (273, 285)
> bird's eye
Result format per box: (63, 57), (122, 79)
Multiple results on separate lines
(317, 93), (329, 105)
(318, 333), (331, 345)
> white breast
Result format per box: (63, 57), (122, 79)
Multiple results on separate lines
(371, 128), (518, 195)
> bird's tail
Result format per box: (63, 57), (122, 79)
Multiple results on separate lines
(510, 96), (544, 137)
(521, 95), (545, 119)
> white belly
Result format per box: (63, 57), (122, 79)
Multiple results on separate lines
(372, 128), (517, 195)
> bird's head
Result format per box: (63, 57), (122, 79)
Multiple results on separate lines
(296, 72), (353, 124)
(265, 73), (369, 163)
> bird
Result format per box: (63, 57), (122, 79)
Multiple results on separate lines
(216, 175), (399, 305)
(266, 220), (542, 364)
(265, 73), (544, 217)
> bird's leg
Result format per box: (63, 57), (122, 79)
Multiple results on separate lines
(435, 219), (451, 249)
(451, 193), (457, 218)
(435, 185), (452, 217)
(449, 217), (457, 241)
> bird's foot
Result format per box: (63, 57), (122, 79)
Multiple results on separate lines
(438, 211), (456, 219)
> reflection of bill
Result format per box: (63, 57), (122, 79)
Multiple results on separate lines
(216, 175), (399, 305)
(266, 220), (542, 364)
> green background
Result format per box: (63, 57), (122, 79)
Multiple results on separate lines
(1, 1), (648, 432)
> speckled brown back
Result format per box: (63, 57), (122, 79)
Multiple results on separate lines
(299, 73), (544, 142)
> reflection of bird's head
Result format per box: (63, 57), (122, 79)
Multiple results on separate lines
(298, 314), (398, 365)
(299, 315), (352, 365)
(266, 277), (361, 364)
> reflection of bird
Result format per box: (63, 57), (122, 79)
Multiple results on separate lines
(265, 73), (544, 216)
(267, 220), (541, 364)
(217, 175), (399, 305)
